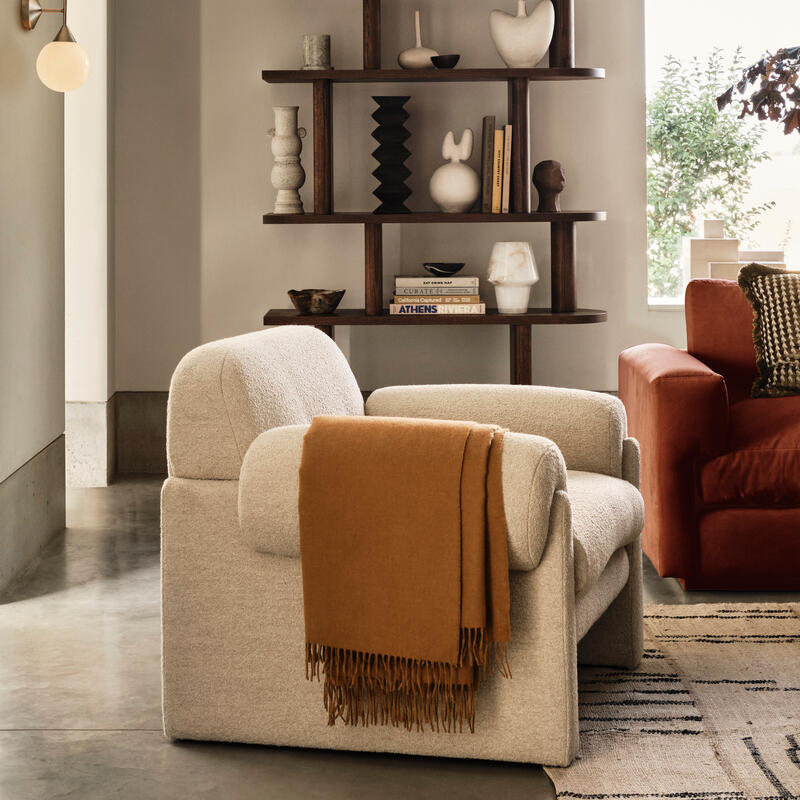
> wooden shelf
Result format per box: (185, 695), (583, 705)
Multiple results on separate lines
(263, 211), (606, 225)
(262, 67), (605, 84)
(264, 308), (608, 326)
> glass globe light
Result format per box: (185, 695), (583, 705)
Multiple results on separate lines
(36, 26), (90, 92)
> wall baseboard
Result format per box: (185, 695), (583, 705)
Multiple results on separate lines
(114, 391), (167, 476)
(0, 437), (65, 597)
(66, 401), (115, 488)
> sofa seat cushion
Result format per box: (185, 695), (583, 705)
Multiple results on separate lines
(700, 396), (800, 506)
(568, 471), (644, 595)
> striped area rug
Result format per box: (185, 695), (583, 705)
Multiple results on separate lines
(545, 604), (800, 800)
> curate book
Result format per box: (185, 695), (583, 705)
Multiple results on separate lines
(393, 295), (482, 304)
(391, 286), (480, 296)
(390, 303), (486, 315)
(395, 276), (479, 288)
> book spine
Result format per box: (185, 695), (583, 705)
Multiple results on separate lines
(391, 287), (480, 296)
(491, 129), (504, 214)
(480, 116), (496, 214)
(395, 276), (479, 288)
(501, 124), (512, 214)
(390, 303), (486, 315)
(393, 295), (481, 304)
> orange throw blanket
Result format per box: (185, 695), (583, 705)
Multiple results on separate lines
(299, 415), (511, 733)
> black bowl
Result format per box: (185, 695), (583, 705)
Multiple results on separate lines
(423, 262), (465, 277)
(288, 289), (345, 315)
(431, 54), (460, 69)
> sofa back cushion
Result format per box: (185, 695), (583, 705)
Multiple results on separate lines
(167, 327), (364, 480)
(685, 279), (758, 404)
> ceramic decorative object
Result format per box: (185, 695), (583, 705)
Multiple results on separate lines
(424, 262), (465, 277)
(488, 241), (539, 314)
(371, 96), (412, 214)
(398, 10), (439, 69)
(269, 106), (306, 214)
(533, 159), (566, 212)
(489, 0), (555, 69)
(431, 54), (460, 69)
(302, 34), (331, 70)
(288, 289), (345, 315)
(429, 130), (481, 214)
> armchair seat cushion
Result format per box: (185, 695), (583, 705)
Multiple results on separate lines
(568, 471), (644, 595)
(700, 396), (800, 506)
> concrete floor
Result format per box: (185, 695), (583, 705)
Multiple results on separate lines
(2, 478), (799, 799)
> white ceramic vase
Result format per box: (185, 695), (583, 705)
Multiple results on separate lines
(269, 106), (306, 214)
(488, 241), (539, 314)
(398, 10), (439, 69)
(429, 130), (481, 214)
(489, 0), (555, 69)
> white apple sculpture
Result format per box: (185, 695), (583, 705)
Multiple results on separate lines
(489, 0), (555, 69)
(429, 130), (481, 214)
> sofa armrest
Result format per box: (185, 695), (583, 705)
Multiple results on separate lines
(619, 344), (729, 578)
(238, 424), (568, 572)
(366, 385), (627, 478)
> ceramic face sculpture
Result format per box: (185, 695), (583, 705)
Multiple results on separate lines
(429, 129), (481, 213)
(489, 0), (555, 69)
(533, 159), (566, 212)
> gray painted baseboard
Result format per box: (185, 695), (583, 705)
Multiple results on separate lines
(66, 401), (116, 488)
(0, 436), (65, 596)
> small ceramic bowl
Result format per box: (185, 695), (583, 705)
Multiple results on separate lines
(431, 54), (460, 69)
(288, 289), (345, 315)
(423, 262), (465, 277)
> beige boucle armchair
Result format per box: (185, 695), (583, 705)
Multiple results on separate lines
(162, 327), (644, 767)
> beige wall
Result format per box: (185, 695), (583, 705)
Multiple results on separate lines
(0, 7), (65, 483)
(117, 0), (685, 392)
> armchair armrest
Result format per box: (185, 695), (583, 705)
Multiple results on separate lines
(238, 424), (568, 572)
(619, 344), (729, 578)
(366, 385), (627, 478)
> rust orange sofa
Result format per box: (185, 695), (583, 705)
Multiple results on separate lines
(620, 279), (800, 590)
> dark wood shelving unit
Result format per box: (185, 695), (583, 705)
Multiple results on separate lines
(262, 0), (607, 385)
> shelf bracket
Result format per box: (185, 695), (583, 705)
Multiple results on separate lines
(312, 80), (333, 214)
(510, 325), (533, 385)
(363, 0), (381, 69)
(364, 223), (383, 316)
(551, 220), (577, 313)
(552, 0), (575, 68)
(507, 78), (531, 214)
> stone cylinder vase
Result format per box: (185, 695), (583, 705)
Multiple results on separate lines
(269, 106), (306, 215)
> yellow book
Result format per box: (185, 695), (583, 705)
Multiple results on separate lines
(501, 124), (513, 214)
(491, 129), (504, 214)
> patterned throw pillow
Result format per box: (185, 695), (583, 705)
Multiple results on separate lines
(738, 263), (800, 398)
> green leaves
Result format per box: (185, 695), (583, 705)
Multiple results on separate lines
(647, 49), (775, 298)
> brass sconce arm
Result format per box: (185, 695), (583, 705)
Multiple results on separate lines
(21, 0), (70, 33)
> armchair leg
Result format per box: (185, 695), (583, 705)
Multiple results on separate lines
(577, 539), (643, 669)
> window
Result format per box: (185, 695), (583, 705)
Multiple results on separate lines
(646, 0), (800, 303)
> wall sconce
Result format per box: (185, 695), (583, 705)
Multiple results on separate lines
(21, 0), (90, 92)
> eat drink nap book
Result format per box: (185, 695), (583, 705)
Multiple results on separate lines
(395, 276), (479, 288)
(390, 303), (486, 315)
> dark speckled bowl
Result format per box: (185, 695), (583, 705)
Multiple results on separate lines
(431, 54), (460, 69)
(423, 262), (465, 277)
(288, 289), (346, 315)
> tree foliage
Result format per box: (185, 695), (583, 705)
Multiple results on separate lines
(647, 50), (774, 298)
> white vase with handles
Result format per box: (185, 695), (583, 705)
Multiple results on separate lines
(429, 129), (481, 213)
(269, 106), (306, 214)
(489, 0), (555, 69)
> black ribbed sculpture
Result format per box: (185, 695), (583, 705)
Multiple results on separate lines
(371, 96), (412, 214)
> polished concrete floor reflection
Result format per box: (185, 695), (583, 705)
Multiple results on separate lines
(2, 479), (799, 799)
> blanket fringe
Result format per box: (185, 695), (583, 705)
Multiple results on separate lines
(306, 629), (510, 732)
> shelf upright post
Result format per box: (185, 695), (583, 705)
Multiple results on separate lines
(507, 78), (531, 214)
(363, 0), (381, 69)
(551, 0), (575, 68)
(551, 220), (577, 313)
(312, 80), (333, 214)
(510, 324), (533, 385)
(364, 222), (383, 316)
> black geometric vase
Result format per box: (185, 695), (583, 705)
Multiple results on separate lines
(371, 96), (412, 214)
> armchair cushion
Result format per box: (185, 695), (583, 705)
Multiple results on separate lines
(366, 384), (627, 478)
(167, 327), (363, 480)
(569, 471), (644, 595)
(700, 396), (800, 506)
(238, 424), (567, 572)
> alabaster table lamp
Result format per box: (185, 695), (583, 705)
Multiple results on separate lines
(488, 242), (539, 314)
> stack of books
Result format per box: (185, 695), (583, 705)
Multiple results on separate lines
(480, 116), (513, 214)
(389, 276), (486, 315)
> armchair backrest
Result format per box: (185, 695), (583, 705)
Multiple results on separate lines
(167, 327), (364, 480)
(685, 279), (758, 404)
